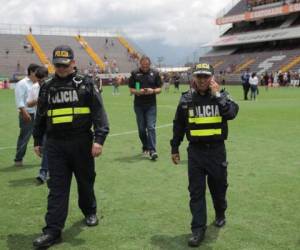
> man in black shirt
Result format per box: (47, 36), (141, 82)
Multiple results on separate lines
(128, 56), (162, 160)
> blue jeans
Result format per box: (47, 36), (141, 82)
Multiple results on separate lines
(134, 105), (157, 152)
(250, 85), (257, 100)
(112, 85), (119, 94)
(14, 113), (34, 162)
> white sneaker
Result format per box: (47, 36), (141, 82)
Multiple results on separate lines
(149, 151), (158, 161)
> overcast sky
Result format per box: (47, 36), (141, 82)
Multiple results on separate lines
(0, 0), (233, 65)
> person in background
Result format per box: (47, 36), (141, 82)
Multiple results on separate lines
(173, 73), (180, 92)
(273, 71), (279, 87)
(249, 72), (259, 101)
(112, 75), (122, 95)
(263, 72), (269, 90)
(241, 69), (250, 100)
(163, 73), (171, 92)
(26, 66), (49, 183)
(128, 56), (162, 160)
(14, 63), (40, 166)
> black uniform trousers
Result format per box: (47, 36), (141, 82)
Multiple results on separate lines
(187, 142), (228, 233)
(43, 134), (96, 236)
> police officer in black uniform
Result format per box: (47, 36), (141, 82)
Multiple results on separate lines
(170, 63), (239, 247)
(32, 45), (109, 248)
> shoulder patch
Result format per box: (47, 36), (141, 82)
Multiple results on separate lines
(180, 90), (193, 104)
(227, 94), (234, 101)
(181, 104), (188, 109)
(44, 77), (53, 84)
(42, 77), (54, 90)
(221, 89), (234, 101)
(182, 89), (193, 98)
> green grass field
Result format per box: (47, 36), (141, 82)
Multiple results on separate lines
(0, 85), (299, 250)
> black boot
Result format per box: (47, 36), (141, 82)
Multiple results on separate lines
(85, 214), (99, 226)
(188, 228), (205, 247)
(214, 212), (226, 228)
(33, 233), (61, 248)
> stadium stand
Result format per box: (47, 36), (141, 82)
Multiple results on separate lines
(35, 34), (99, 73)
(75, 35), (106, 71)
(0, 25), (140, 79)
(0, 34), (40, 77)
(84, 36), (138, 73)
(27, 34), (55, 74)
(201, 0), (300, 84)
(224, 0), (249, 17)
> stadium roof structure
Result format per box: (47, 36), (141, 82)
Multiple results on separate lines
(0, 23), (121, 37)
(216, 1), (300, 25)
(157, 67), (191, 73)
(199, 1), (300, 79)
(207, 1), (300, 47)
(206, 25), (300, 46)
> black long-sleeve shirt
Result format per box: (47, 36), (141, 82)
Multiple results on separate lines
(170, 89), (239, 154)
(33, 72), (109, 146)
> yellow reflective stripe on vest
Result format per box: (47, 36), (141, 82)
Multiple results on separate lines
(52, 108), (73, 116)
(190, 129), (222, 136)
(74, 107), (90, 114)
(189, 116), (222, 124)
(47, 107), (90, 117)
(52, 116), (73, 124)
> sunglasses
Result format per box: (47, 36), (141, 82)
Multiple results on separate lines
(195, 74), (211, 79)
(54, 63), (70, 69)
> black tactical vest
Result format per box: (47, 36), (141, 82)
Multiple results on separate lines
(185, 91), (228, 143)
(45, 73), (93, 136)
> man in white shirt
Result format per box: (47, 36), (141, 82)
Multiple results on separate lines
(27, 82), (40, 112)
(14, 63), (40, 166)
(27, 67), (49, 182)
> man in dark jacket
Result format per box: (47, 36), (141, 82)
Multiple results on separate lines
(32, 45), (109, 248)
(170, 63), (239, 247)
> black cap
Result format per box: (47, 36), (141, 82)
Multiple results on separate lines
(52, 45), (74, 65)
(193, 63), (214, 76)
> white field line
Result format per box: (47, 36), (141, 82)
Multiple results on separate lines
(0, 123), (173, 151)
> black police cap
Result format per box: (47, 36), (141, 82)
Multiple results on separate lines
(193, 63), (214, 76)
(52, 45), (74, 65)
